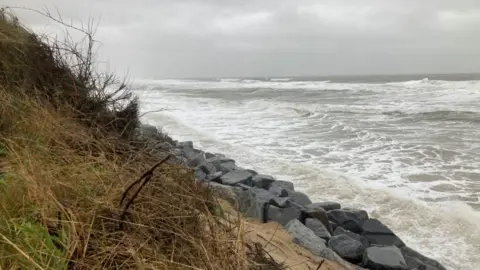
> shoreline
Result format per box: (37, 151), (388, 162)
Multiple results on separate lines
(138, 123), (448, 270)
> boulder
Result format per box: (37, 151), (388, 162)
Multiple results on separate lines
(303, 204), (333, 234)
(268, 205), (302, 226)
(196, 162), (216, 176)
(334, 227), (370, 249)
(206, 171), (224, 182)
(330, 221), (338, 232)
(205, 152), (216, 159)
(207, 182), (241, 207)
(187, 153), (207, 167)
(269, 186), (289, 197)
(137, 124), (159, 140)
(154, 142), (175, 151)
(237, 189), (269, 222)
(177, 141), (194, 149)
(252, 174), (276, 189)
(285, 219), (354, 269)
(289, 191), (312, 206)
(194, 168), (207, 181)
(220, 170), (254, 186)
(363, 246), (408, 270)
(269, 180), (294, 192)
(362, 219), (405, 247)
(400, 246), (446, 270)
(206, 157), (237, 173)
(328, 234), (365, 263)
(327, 209), (369, 233)
(305, 218), (331, 240)
(308, 201), (341, 211)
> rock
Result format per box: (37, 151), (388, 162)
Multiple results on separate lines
(272, 197), (291, 208)
(362, 219), (405, 247)
(220, 170), (253, 186)
(237, 189), (269, 222)
(269, 180), (294, 192)
(154, 142), (175, 151)
(138, 124), (159, 140)
(235, 183), (252, 190)
(334, 227), (370, 249)
(269, 186), (289, 197)
(289, 191), (312, 206)
(194, 168), (207, 181)
(400, 246), (446, 270)
(285, 219), (354, 269)
(330, 221), (338, 232)
(327, 209), (369, 233)
(207, 182), (241, 207)
(196, 162), (216, 176)
(206, 171), (224, 182)
(177, 141), (194, 149)
(309, 201), (341, 211)
(305, 218), (331, 240)
(268, 205), (302, 226)
(328, 234), (364, 262)
(206, 157), (237, 173)
(205, 152), (216, 159)
(187, 153), (207, 167)
(303, 204), (333, 234)
(252, 174), (276, 189)
(246, 169), (259, 176)
(363, 246), (408, 270)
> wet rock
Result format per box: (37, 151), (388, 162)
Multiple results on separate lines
(328, 234), (365, 262)
(269, 186), (289, 197)
(187, 153), (207, 167)
(207, 157), (237, 172)
(400, 246), (446, 270)
(330, 221), (338, 232)
(177, 141), (194, 149)
(289, 191), (312, 206)
(285, 219), (354, 269)
(362, 219), (405, 247)
(205, 152), (216, 159)
(305, 218), (331, 240)
(327, 209), (369, 233)
(363, 246), (408, 270)
(237, 189), (269, 222)
(206, 171), (224, 182)
(252, 174), (276, 189)
(309, 201), (341, 211)
(334, 227), (370, 249)
(196, 162), (216, 176)
(220, 170), (253, 186)
(268, 205), (302, 226)
(269, 180), (294, 192)
(207, 182), (241, 208)
(303, 204), (333, 234)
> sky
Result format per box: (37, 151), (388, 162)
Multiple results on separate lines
(3, 0), (480, 78)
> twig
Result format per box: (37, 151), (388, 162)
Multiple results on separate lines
(315, 259), (325, 270)
(119, 155), (171, 227)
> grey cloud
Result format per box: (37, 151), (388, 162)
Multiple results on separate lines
(3, 0), (480, 78)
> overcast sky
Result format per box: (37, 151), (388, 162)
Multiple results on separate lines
(4, 0), (480, 78)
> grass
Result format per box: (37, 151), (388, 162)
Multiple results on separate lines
(0, 7), (283, 270)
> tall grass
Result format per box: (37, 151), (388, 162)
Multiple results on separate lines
(0, 8), (282, 269)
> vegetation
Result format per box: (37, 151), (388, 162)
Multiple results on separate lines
(0, 8), (281, 269)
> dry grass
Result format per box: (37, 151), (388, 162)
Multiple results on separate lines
(0, 8), (284, 270)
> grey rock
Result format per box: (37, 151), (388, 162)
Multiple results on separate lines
(400, 246), (446, 270)
(289, 191), (312, 206)
(309, 201), (341, 211)
(194, 168), (207, 181)
(237, 188), (269, 222)
(330, 221), (338, 232)
(220, 170), (253, 186)
(206, 171), (224, 182)
(334, 227), (370, 249)
(328, 234), (365, 262)
(269, 186), (289, 197)
(327, 209), (369, 233)
(363, 246), (408, 270)
(154, 142), (175, 151)
(305, 218), (331, 240)
(207, 182), (241, 207)
(205, 152), (216, 159)
(362, 219), (405, 247)
(246, 169), (259, 176)
(303, 204), (333, 234)
(207, 157), (237, 172)
(252, 174), (276, 189)
(244, 187), (292, 208)
(285, 219), (353, 269)
(187, 153), (207, 167)
(177, 141), (194, 149)
(235, 183), (252, 190)
(196, 162), (216, 175)
(268, 205), (302, 226)
(139, 124), (159, 140)
(269, 180), (294, 192)
(272, 197), (291, 208)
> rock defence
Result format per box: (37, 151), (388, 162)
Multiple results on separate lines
(138, 124), (447, 270)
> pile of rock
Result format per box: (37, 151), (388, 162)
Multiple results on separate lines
(137, 124), (447, 270)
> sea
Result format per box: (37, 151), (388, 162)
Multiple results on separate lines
(132, 74), (480, 270)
